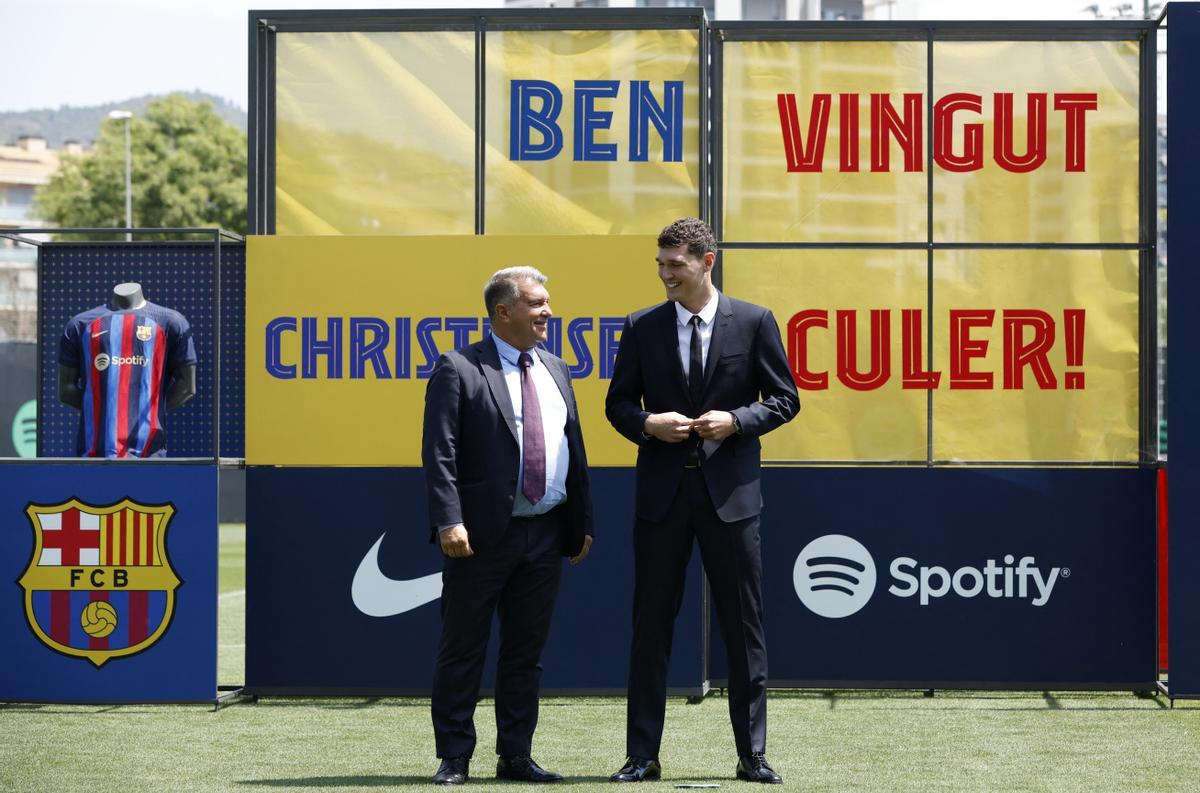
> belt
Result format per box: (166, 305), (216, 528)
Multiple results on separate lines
(511, 503), (565, 522)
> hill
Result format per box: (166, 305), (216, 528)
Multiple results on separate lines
(0, 91), (246, 148)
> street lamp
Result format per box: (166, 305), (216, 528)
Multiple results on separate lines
(107, 110), (132, 241)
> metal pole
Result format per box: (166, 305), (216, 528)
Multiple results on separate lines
(123, 117), (132, 242)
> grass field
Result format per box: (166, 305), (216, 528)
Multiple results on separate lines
(3, 524), (1200, 793)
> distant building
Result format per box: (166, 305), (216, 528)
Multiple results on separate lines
(501, 0), (868, 21)
(0, 136), (84, 341)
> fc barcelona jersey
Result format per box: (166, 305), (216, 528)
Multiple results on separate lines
(60, 302), (197, 458)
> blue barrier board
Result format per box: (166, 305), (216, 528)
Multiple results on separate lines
(0, 462), (217, 702)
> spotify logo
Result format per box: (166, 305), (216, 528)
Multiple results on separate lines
(793, 534), (877, 619)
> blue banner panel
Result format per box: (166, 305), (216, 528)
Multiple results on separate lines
(0, 461), (217, 702)
(245, 467), (704, 694)
(37, 242), (245, 459)
(709, 467), (1156, 688)
(1168, 1), (1200, 698)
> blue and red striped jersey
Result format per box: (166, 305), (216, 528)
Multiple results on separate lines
(60, 302), (197, 458)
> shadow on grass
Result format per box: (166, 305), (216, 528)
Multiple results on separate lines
(235, 775), (619, 787)
(237, 776), (427, 787)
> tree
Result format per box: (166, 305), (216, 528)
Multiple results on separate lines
(36, 94), (247, 237)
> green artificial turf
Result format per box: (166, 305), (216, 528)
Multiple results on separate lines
(3, 524), (1199, 792)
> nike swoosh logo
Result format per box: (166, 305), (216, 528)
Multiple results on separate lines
(351, 533), (442, 617)
(91, 330), (108, 338)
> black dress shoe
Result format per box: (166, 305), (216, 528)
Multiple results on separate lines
(433, 756), (470, 785)
(736, 753), (782, 784)
(610, 757), (661, 782)
(496, 755), (563, 783)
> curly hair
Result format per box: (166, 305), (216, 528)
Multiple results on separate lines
(656, 217), (716, 258)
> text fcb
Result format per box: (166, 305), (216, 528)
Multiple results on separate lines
(17, 499), (181, 667)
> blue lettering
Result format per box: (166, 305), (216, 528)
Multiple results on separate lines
(349, 318), (391, 379)
(265, 316), (297, 379)
(416, 317), (442, 379)
(511, 80), (563, 161)
(566, 317), (594, 379)
(444, 317), (479, 350)
(574, 80), (619, 161)
(302, 317), (343, 379)
(629, 80), (684, 162)
(599, 317), (625, 379)
(394, 318), (411, 379)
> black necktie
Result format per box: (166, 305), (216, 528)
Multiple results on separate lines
(688, 314), (704, 407)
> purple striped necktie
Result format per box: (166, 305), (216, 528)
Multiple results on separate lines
(518, 352), (546, 505)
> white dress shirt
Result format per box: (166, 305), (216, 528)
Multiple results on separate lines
(673, 291), (723, 458)
(491, 333), (570, 516)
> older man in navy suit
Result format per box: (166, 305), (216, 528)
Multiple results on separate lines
(423, 266), (594, 785)
(606, 218), (799, 784)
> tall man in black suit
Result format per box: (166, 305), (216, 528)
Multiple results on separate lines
(606, 218), (799, 784)
(423, 266), (594, 785)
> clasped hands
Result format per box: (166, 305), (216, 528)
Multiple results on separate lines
(439, 524), (593, 565)
(643, 410), (738, 443)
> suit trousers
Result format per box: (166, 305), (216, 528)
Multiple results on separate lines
(626, 468), (768, 759)
(432, 507), (565, 759)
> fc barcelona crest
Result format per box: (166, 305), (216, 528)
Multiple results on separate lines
(136, 324), (153, 342)
(17, 499), (181, 667)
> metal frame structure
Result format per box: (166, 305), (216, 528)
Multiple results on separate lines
(248, 9), (1160, 468)
(244, 9), (1166, 696)
(0, 227), (244, 461)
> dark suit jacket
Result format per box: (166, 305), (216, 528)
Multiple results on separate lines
(423, 336), (593, 556)
(606, 293), (800, 523)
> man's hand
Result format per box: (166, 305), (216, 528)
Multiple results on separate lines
(439, 524), (473, 558)
(643, 412), (695, 443)
(692, 410), (738, 441)
(569, 535), (593, 566)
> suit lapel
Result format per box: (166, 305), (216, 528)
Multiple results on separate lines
(479, 337), (519, 444)
(702, 292), (734, 391)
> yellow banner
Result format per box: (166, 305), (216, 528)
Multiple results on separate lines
(246, 235), (663, 466)
(485, 29), (702, 234)
(931, 249), (1139, 462)
(724, 250), (930, 462)
(723, 40), (928, 243)
(275, 31), (476, 235)
(933, 41), (1139, 243)
(724, 249), (1139, 463)
(721, 39), (1138, 244)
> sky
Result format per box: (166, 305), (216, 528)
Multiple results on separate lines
(2, 0), (1167, 113)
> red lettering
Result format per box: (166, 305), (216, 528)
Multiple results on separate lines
(994, 93), (1048, 173)
(871, 93), (923, 172)
(901, 308), (942, 389)
(836, 309), (891, 391)
(933, 92), (984, 172)
(777, 93), (831, 172)
(1002, 310), (1057, 389)
(949, 309), (995, 389)
(1054, 93), (1098, 172)
(787, 309), (829, 390)
(1063, 308), (1086, 388)
(839, 93), (860, 172)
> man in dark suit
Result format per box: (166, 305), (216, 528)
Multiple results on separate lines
(423, 266), (594, 785)
(606, 218), (799, 784)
